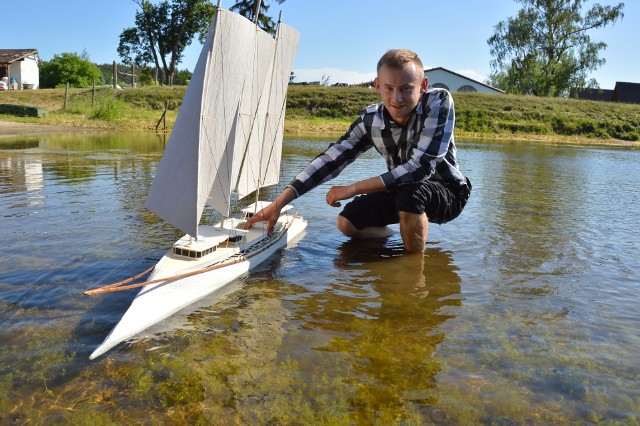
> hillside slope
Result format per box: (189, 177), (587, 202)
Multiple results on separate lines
(1, 85), (638, 143)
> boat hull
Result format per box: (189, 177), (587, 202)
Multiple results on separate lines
(89, 215), (306, 359)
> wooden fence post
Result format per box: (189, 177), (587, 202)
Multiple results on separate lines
(64, 82), (69, 110)
(155, 101), (169, 132)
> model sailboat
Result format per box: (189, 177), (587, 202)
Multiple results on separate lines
(87, 5), (306, 359)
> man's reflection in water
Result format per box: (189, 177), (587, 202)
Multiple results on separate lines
(296, 237), (463, 414)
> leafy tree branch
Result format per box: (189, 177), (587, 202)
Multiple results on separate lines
(488, 0), (624, 97)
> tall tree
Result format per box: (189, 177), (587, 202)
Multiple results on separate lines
(118, 0), (216, 85)
(487, 0), (624, 96)
(230, 0), (286, 35)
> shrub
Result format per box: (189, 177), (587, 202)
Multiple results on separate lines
(91, 97), (125, 121)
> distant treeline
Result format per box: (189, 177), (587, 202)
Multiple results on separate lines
(37, 51), (194, 89)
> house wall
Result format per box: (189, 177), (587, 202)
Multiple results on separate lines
(9, 54), (39, 89)
(425, 69), (499, 94)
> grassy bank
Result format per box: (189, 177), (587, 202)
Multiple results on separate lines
(1, 85), (639, 145)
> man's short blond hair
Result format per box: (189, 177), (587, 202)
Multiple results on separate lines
(377, 49), (424, 74)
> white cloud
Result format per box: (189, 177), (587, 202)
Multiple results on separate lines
(292, 67), (489, 86)
(453, 69), (488, 84)
(293, 68), (376, 85)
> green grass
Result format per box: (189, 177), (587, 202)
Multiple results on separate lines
(0, 86), (181, 131)
(1, 85), (639, 142)
(453, 92), (640, 141)
(288, 86), (640, 142)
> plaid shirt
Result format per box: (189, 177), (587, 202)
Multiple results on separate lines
(288, 88), (467, 197)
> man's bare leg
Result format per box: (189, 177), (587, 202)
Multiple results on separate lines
(336, 215), (393, 239)
(399, 211), (428, 253)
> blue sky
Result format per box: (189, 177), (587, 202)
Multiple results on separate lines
(5, 0), (637, 89)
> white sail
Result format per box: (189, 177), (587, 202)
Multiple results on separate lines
(145, 9), (291, 236)
(232, 22), (299, 199)
(144, 13), (212, 238)
(202, 11), (273, 219)
(259, 23), (300, 190)
(227, 24), (277, 201)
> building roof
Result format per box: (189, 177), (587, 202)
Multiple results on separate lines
(350, 67), (505, 92)
(612, 82), (640, 104)
(424, 67), (505, 93)
(0, 49), (39, 65)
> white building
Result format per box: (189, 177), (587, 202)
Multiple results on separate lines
(425, 67), (503, 94)
(0, 49), (40, 89)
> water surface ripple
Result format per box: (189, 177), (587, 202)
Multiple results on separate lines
(0, 134), (638, 424)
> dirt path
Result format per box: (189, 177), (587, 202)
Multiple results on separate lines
(0, 120), (78, 137)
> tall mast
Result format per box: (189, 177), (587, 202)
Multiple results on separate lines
(252, 0), (264, 209)
(254, 9), (286, 212)
(252, 0), (262, 24)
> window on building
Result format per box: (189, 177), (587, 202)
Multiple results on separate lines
(458, 85), (478, 92)
(430, 83), (449, 91)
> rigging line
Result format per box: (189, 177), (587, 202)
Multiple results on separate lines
(217, 21), (238, 217)
(260, 23), (282, 189)
(257, 23), (286, 190)
(88, 257), (131, 290)
(263, 41), (291, 175)
(232, 25), (273, 196)
(83, 228), (153, 292)
(217, 19), (231, 211)
(202, 12), (234, 219)
(262, 91), (288, 184)
(84, 212), (297, 295)
(235, 25), (269, 235)
(210, 9), (262, 220)
(218, 10), (265, 215)
(208, 10), (262, 223)
(231, 75), (255, 196)
(216, 99), (241, 218)
(203, 112), (234, 220)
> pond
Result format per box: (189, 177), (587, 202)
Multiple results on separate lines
(1, 131), (639, 424)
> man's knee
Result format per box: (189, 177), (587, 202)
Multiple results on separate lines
(336, 215), (358, 237)
(399, 211), (428, 253)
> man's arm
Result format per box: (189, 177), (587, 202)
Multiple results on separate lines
(245, 109), (376, 233)
(289, 114), (372, 198)
(325, 176), (385, 207)
(246, 176), (385, 233)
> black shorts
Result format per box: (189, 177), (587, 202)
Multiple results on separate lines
(339, 178), (471, 230)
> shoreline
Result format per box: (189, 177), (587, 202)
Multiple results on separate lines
(1, 119), (638, 148)
(0, 120), (80, 136)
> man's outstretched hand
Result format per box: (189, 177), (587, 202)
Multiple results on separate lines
(244, 201), (281, 234)
(326, 185), (356, 207)
(244, 187), (297, 234)
(326, 178), (385, 207)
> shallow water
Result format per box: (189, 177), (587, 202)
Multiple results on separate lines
(1, 132), (639, 424)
